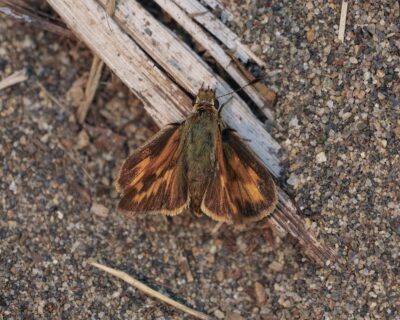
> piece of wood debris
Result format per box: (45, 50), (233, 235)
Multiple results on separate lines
(0, 69), (28, 91)
(53, 0), (282, 176)
(48, 0), (190, 127)
(200, 0), (234, 22)
(338, 1), (348, 43)
(89, 261), (211, 320)
(105, 0), (116, 14)
(179, 252), (194, 283)
(271, 190), (337, 266)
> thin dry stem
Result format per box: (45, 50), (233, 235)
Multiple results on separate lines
(90, 261), (211, 320)
(77, 55), (104, 124)
(0, 69), (28, 90)
(338, 1), (348, 43)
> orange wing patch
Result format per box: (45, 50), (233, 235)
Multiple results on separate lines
(201, 128), (277, 224)
(117, 123), (189, 216)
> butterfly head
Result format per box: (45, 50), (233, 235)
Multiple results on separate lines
(193, 87), (219, 111)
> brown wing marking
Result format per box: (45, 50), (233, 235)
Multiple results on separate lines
(201, 128), (277, 224)
(116, 123), (189, 216)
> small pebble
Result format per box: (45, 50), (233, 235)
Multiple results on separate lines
(316, 152), (327, 163)
(214, 309), (225, 319)
(76, 130), (90, 149)
(349, 57), (358, 64)
(254, 282), (267, 305)
(287, 173), (299, 188)
(90, 203), (109, 217)
(306, 30), (315, 42)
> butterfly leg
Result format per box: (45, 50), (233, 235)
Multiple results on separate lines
(217, 96), (234, 115)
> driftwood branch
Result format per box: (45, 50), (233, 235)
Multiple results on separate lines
(46, 0), (337, 266)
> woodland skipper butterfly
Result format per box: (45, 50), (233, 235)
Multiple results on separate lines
(116, 86), (277, 224)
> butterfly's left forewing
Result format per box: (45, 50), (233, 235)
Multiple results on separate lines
(117, 123), (189, 216)
(201, 128), (277, 224)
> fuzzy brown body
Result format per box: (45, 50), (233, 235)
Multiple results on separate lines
(184, 107), (219, 214)
(117, 88), (278, 224)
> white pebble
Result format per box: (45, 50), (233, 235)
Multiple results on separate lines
(350, 57), (358, 64)
(316, 152), (327, 163)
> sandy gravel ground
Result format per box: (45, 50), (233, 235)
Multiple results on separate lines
(0, 1), (399, 319)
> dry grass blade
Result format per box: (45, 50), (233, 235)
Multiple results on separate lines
(179, 252), (194, 283)
(0, 69), (28, 90)
(338, 1), (348, 43)
(37, 80), (66, 109)
(76, 55), (104, 124)
(89, 261), (212, 320)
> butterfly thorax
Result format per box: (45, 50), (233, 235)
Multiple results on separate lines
(185, 103), (219, 215)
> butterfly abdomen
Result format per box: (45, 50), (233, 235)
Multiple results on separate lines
(185, 110), (219, 213)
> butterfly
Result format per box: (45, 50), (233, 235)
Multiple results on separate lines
(116, 86), (278, 224)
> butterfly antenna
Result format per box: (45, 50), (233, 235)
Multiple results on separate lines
(217, 96), (233, 116)
(216, 78), (261, 100)
(216, 78), (263, 114)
